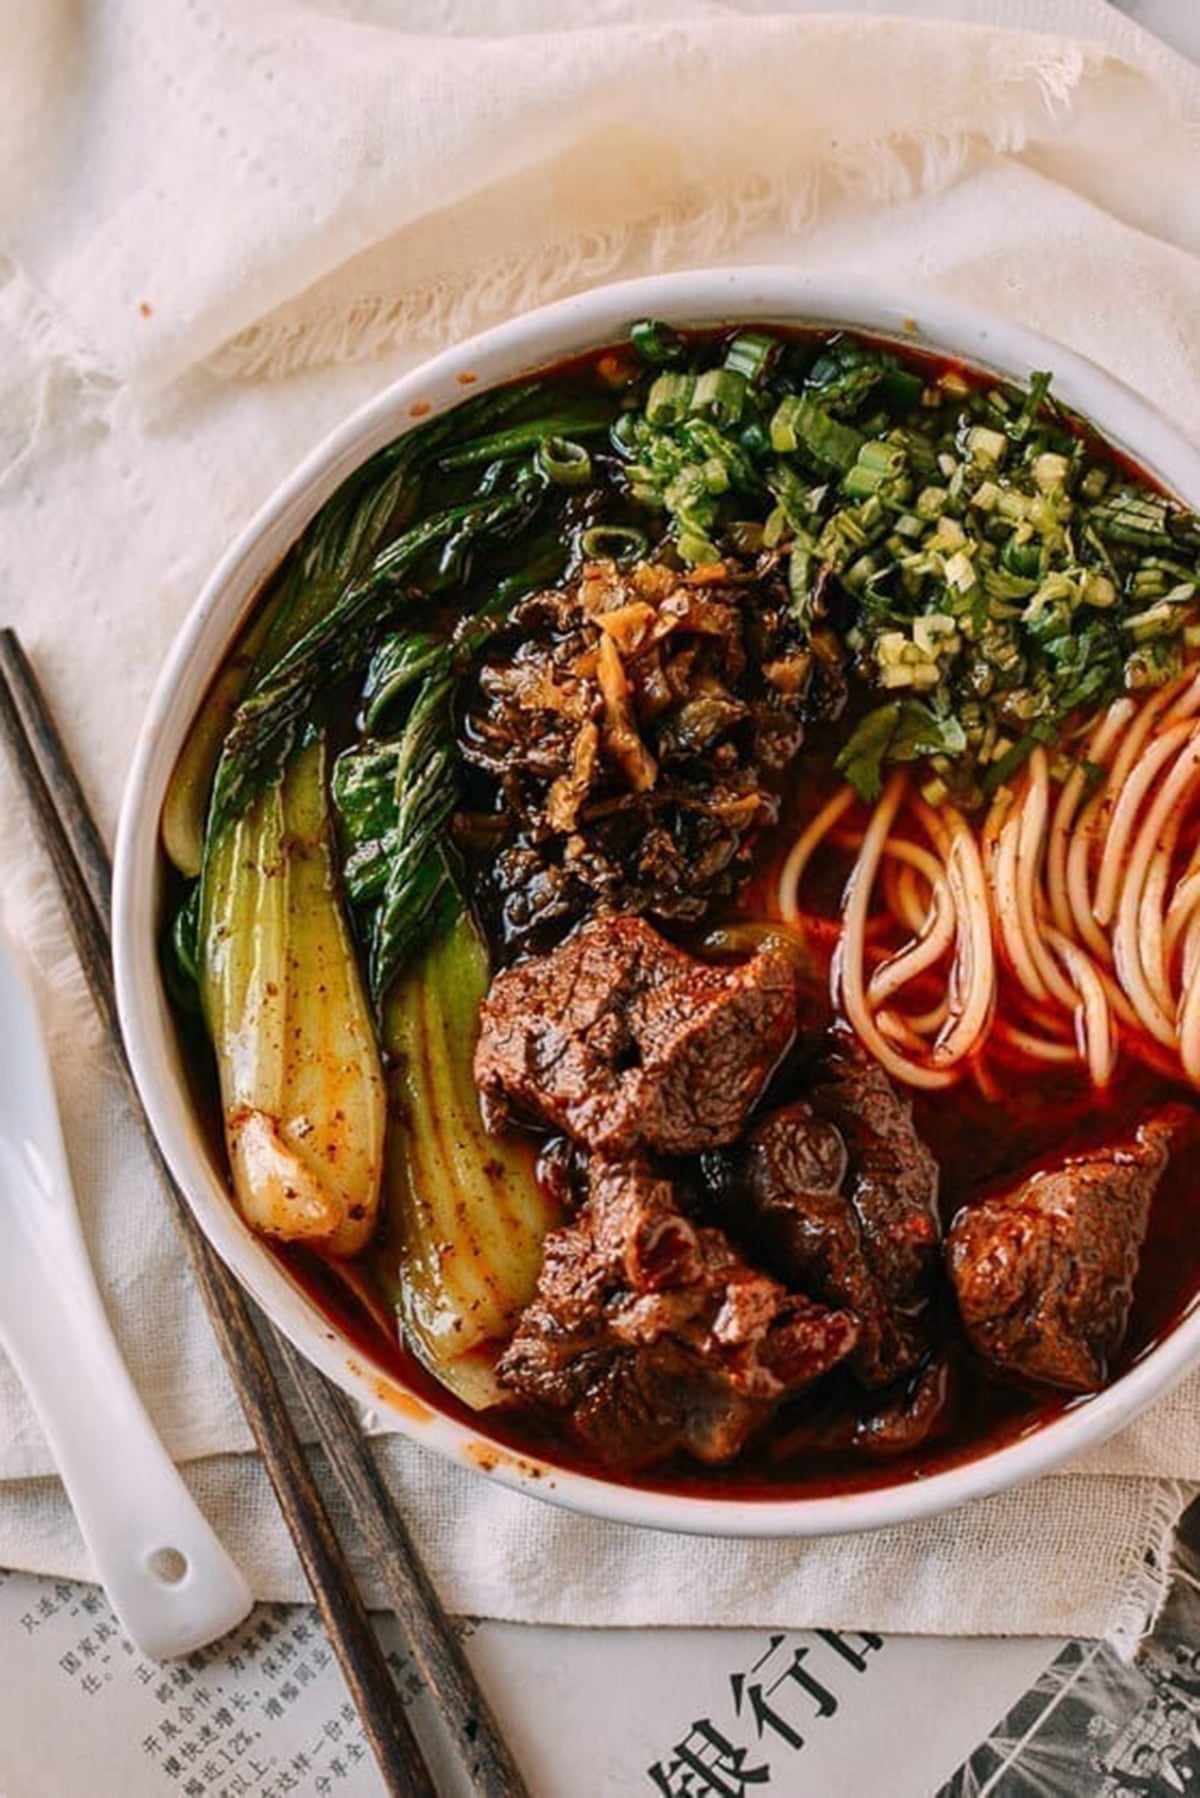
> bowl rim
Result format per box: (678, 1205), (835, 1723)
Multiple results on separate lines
(114, 265), (1200, 1539)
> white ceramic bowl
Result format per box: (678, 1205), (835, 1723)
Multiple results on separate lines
(114, 267), (1200, 1538)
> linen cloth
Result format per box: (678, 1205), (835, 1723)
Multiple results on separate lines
(2, 0), (1200, 1642)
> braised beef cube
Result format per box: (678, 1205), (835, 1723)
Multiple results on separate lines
(726, 1100), (928, 1380)
(475, 915), (798, 1157)
(808, 1037), (941, 1316)
(534, 1136), (588, 1215)
(734, 1102), (849, 1261)
(947, 1108), (1187, 1392)
(723, 1071), (935, 1380)
(497, 1158), (859, 1468)
(768, 1354), (952, 1465)
(851, 1355), (951, 1457)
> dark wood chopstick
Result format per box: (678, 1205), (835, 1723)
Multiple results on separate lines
(286, 1363), (532, 1795)
(0, 629), (532, 1798)
(1, 638), (115, 936)
(0, 639), (436, 1798)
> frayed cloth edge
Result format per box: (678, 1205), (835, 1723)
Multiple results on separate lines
(1105, 1478), (1196, 1661)
(205, 42), (1090, 384)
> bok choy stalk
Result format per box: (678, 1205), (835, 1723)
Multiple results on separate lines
(381, 910), (558, 1410)
(199, 733), (385, 1257)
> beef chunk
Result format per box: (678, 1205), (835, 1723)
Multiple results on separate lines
(947, 1109), (1186, 1392)
(806, 1037), (942, 1310)
(475, 915), (798, 1157)
(497, 1158), (859, 1467)
(708, 1041), (940, 1386)
(727, 1095), (935, 1386)
(850, 1355), (951, 1456)
(768, 1354), (953, 1465)
(533, 1135), (588, 1216)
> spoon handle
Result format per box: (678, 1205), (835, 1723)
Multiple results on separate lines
(0, 937), (252, 1659)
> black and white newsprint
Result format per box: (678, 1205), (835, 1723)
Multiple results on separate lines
(1, 1496), (1199, 1794)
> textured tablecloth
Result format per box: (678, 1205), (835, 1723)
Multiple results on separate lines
(2, 0), (1200, 1644)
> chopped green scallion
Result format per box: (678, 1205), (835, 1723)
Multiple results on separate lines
(536, 435), (592, 487)
(579, 524), (650, 563)
(723, 332), (777, 385)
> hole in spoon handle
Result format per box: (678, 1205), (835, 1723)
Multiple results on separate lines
(146, 1547), (190, 1587)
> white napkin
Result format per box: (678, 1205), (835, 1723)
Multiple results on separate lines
(2, 0), (1200, 1645)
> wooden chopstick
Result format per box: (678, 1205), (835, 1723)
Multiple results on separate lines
(0, 640), (440, 1797)
(0, 629), (531, 1798)
(285, 1366), (534, 1796)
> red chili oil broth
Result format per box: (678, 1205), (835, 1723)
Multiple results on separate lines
(267, 883), (1200, 1501)
(173, 326), (1200, 1501)
(268, 738), (1200, 1502)
(270, 1034), (1200, 1504)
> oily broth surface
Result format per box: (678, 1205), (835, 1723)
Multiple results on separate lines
(266, 747), (1200, 1502)
(173, 329), (1200, 1497)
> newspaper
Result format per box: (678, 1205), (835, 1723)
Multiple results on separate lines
(0, 1571), (1053, 1796)
(3, 1494), (1200, 1795)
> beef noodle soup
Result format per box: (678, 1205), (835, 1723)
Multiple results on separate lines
(162, 323), (1200, 1497)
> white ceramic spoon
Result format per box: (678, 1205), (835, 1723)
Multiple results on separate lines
(0, 931), (253, 1659)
